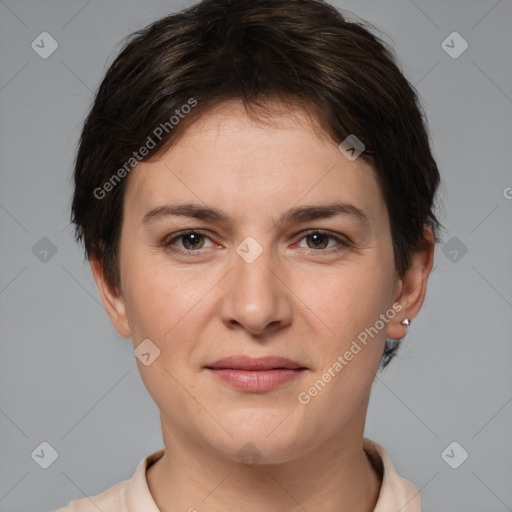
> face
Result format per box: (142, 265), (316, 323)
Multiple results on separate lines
(97, 100), (409, 464)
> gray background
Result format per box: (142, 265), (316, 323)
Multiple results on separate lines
(0, 1), (511, 511)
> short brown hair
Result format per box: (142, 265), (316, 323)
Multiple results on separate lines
(71, 0), (443, 367)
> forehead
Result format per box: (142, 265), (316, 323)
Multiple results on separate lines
(122, 100), (388, 230)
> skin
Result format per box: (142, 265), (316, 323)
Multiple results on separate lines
(91, 99), (434, 512)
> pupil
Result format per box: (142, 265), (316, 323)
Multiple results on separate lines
(310, 233), (327, 248)
(185, 233), (201, 248)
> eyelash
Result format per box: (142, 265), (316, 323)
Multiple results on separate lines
(162, 229), (351, 256)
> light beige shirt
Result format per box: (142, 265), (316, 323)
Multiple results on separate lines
(55, 438), (421, 511)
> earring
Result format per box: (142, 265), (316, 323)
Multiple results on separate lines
(401, 318), (410, 327)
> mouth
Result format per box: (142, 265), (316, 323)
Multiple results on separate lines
(205, 356), (307, 392)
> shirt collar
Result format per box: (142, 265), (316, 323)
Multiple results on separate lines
(125, 438), (421, 511)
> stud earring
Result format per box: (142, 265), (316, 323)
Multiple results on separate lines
(401, 318), (410, 327)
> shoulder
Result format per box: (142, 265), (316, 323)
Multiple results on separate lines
(363, 437), (422, 512)
(54, 480), (127, 512)
(54, 449), (165, 512)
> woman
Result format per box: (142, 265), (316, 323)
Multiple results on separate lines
(57, 0), (442, 510)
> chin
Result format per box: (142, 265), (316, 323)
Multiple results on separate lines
(203, 408), (316, 465)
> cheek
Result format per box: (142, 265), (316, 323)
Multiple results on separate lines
(120, 248), (192, 342)
(294, 264), (392, 427)
(293, 258), (393, 343)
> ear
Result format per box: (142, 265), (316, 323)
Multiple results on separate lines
(90, 257), (131, 338)
(387, 226), (435, 339)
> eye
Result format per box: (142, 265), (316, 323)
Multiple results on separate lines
(162, 229), (351, 257)
(297, 230), (350, 252)
(163, 230), (215, 254)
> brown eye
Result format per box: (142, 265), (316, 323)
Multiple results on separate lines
(299, 230), (349, 252)
(164, 230), (213, 253)
(180, 232), (205, 250)
(305, 232), (330, 249)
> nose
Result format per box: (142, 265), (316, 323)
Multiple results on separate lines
(218, 242), (293, 337)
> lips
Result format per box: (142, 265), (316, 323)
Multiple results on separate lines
(205, 356), (306, 371)
(205, 356), (307, 392)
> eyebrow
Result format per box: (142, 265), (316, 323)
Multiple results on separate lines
(143, 201), (370, 226)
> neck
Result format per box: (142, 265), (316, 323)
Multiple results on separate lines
(147, 411), (382, 512)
